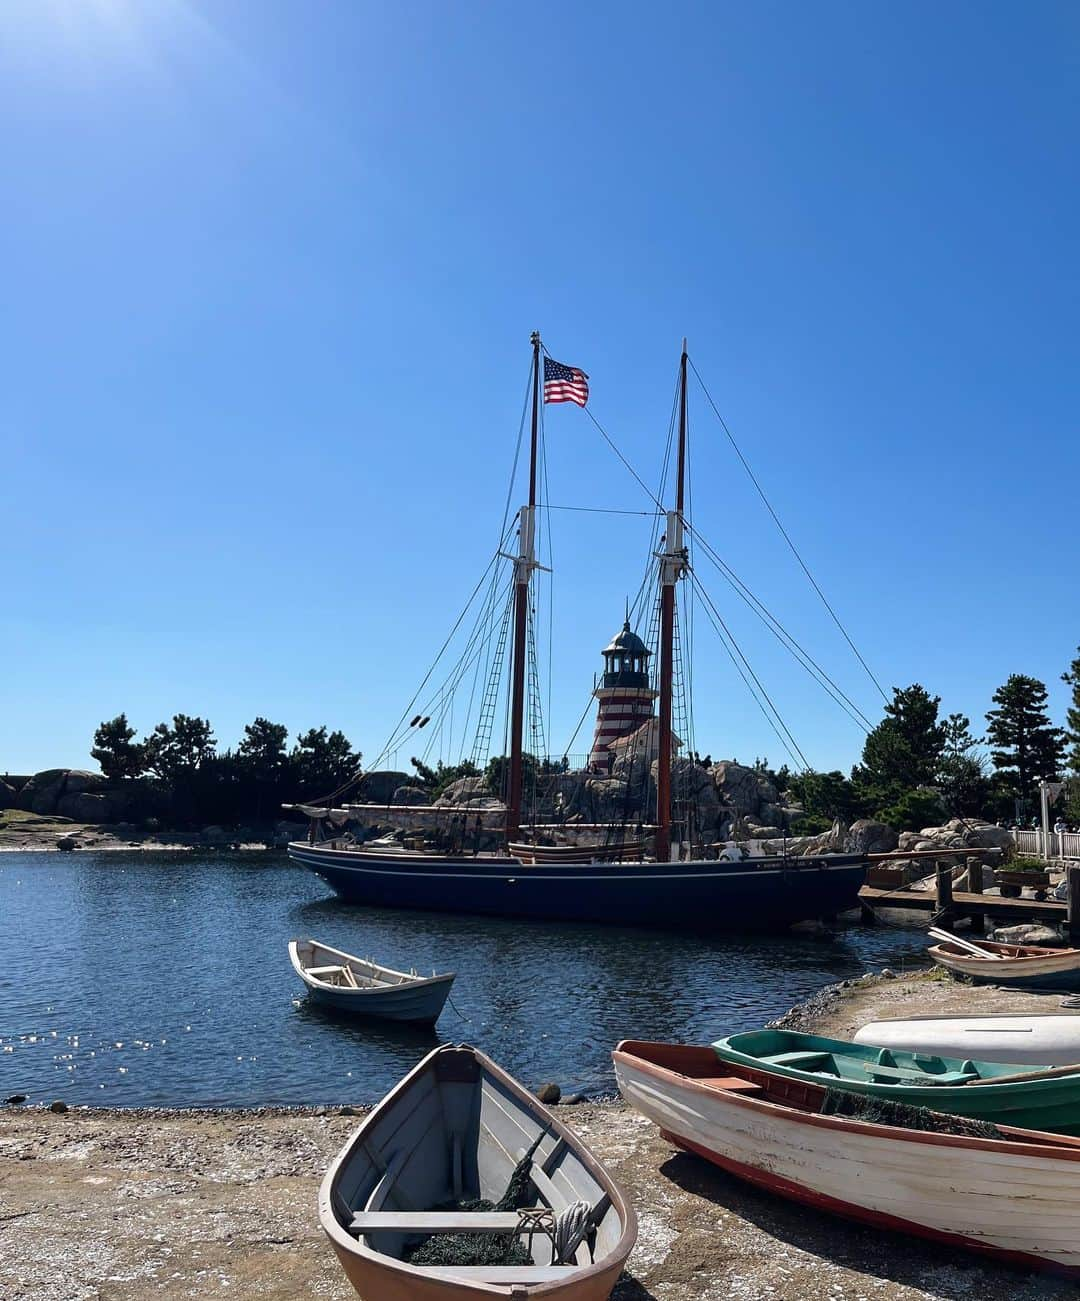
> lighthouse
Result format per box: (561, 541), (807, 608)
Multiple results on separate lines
(588, 621), (659, 772)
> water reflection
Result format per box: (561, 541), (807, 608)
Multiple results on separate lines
(0, 852), (929, 1107)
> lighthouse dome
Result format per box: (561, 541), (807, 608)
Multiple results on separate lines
(603, 621), (649, 658)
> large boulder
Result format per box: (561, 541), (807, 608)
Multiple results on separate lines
(56, 792), (113, 823)
(435, 776), (492, 806)
(762, 819), (847, 857)
(710, 762), (762, 816)
(355, 771), (411, 805)
(845, 819), (899, 855)
(583, 778), (631, 821)
(17, 769), (69, 814)
(391, 785), (430, 806)
(62, 770), (107, 797)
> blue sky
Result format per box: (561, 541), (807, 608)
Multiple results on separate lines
(2, 0), (1077, 778)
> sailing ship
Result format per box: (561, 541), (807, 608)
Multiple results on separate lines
(288, 334), (870, 929)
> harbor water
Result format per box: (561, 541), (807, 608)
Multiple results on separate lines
(0, 851), (931, 1108)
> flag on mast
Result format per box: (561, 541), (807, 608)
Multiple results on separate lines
(543, 357), (589, 406)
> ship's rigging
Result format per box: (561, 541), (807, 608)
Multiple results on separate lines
(322, 333), (883, 858)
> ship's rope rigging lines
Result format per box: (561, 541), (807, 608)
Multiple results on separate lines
(354, 338), (885, 825)
(686, 354), (889, 705)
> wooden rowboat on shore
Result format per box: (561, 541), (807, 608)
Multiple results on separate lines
(854, 1013), (1080, 1067)
(320, 1043), (636, 1301)
(614, 1038), (1080, 1279)
(710, 1027), (1080, 1133)
(928, 937), (1080, 990)
(288, 939), (455, 1025)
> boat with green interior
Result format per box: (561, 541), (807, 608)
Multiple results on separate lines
(711, 1028), (1080, 1134)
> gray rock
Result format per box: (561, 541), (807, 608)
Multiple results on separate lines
(5, 1094), (27, 1105)
(845, 819), (899, 855)
(18, 769), (69, 815)
(56, 792), (112, 823)
(55, 837), (77, 852)
(535, 1082), (561, 1104)
(710, 762), (762, 815)
(990, 924), (1064, 947)
(435, 776), (491, 806)
(61, 770), (107, 797)
(559, 1092), (586, 1105)
(390, 785), (431, 806)
(356, 770), (411, 805)
(48, 1100), (68, 1114)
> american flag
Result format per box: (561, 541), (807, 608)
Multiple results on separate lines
(543, 356), (589, 406)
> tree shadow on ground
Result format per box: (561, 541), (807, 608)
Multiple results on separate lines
(659, 1150), (1073, 1301)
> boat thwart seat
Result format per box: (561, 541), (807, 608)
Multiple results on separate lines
(349, 1211), (536, 1235)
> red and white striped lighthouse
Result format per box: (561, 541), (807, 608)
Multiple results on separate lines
(589, 621), (658, 772)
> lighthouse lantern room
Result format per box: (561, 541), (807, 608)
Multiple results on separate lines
(589, 621), (659, 772)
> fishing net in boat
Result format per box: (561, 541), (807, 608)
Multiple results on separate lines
(403, 1133), (545, 1268)
(820, 1087), (1004, 1139)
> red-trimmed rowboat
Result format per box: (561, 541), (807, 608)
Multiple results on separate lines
(613, 1039), (1080, 1279)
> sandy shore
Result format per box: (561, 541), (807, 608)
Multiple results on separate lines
(3, 973), (1076, 1300)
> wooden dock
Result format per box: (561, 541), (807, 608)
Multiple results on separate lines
(859, 856), (1080, 939)
(858, 884), (1065, 923)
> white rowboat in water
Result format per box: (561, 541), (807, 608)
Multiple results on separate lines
(855, 1014), (1080, 1067)
(289, 938), (455, 1025)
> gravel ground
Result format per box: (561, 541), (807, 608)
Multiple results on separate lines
(2, 974), (1076, 1300)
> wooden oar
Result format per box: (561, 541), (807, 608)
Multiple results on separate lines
(928, 926), (1005, 960)
(964, 1061), (1080, 1086)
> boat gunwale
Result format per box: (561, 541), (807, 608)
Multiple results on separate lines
(288, 939), (456, 993)
(612, 1039), (1080, 1158)
(319, 1042), (637, 1297)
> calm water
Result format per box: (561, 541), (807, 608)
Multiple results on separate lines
(0, 852), (929, 1108)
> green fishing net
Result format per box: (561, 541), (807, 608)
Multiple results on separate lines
(403, 1133), (544, 1268)
(820, 1087), (1004, 1139)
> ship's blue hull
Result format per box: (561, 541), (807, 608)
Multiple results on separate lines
(288, 843), (867, 931)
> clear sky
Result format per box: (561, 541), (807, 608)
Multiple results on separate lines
(2, 0), (1077, 779)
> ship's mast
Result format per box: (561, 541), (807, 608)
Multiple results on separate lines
(505, 331), (541, 845)
(655, 339), (688, 863)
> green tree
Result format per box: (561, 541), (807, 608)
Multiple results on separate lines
(410, 758), (479, 798)
(936, 712), (991, 817)
(787, 770), (864, 831)
(91, 713), (146, 781)
(238, 718), (289, 782)
(1063, 647), (1080, 775)
(858, 684), (947, 802)
(143, 714), (216, 781)
(986, 675), (1065, 800)
(290, 727), (360, 797)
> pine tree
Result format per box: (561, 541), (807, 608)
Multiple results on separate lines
(858, 684), (947, 798)
(91, 714), (146, 781)
(936, 713), (990, 816)
(1063, 647), (1080, 775)
(985, 675), (1065, 798)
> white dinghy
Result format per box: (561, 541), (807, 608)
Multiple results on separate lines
(855, 1014), (1080, 1067)
(320, 1043), (636, 1301)
(289, 938), (455, 1025)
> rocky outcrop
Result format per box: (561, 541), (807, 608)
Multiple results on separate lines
(762, 819), (847, 857)
(391, 785), (430, 806)
(435, 776), (496, 806)
(844, 820), (898, 855)
(710, 762), (765, 815)
(355, 771), (411, 805)
(0, 780), (15, 810)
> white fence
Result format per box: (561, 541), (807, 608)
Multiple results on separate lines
(1014, 829), (1080, 861)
